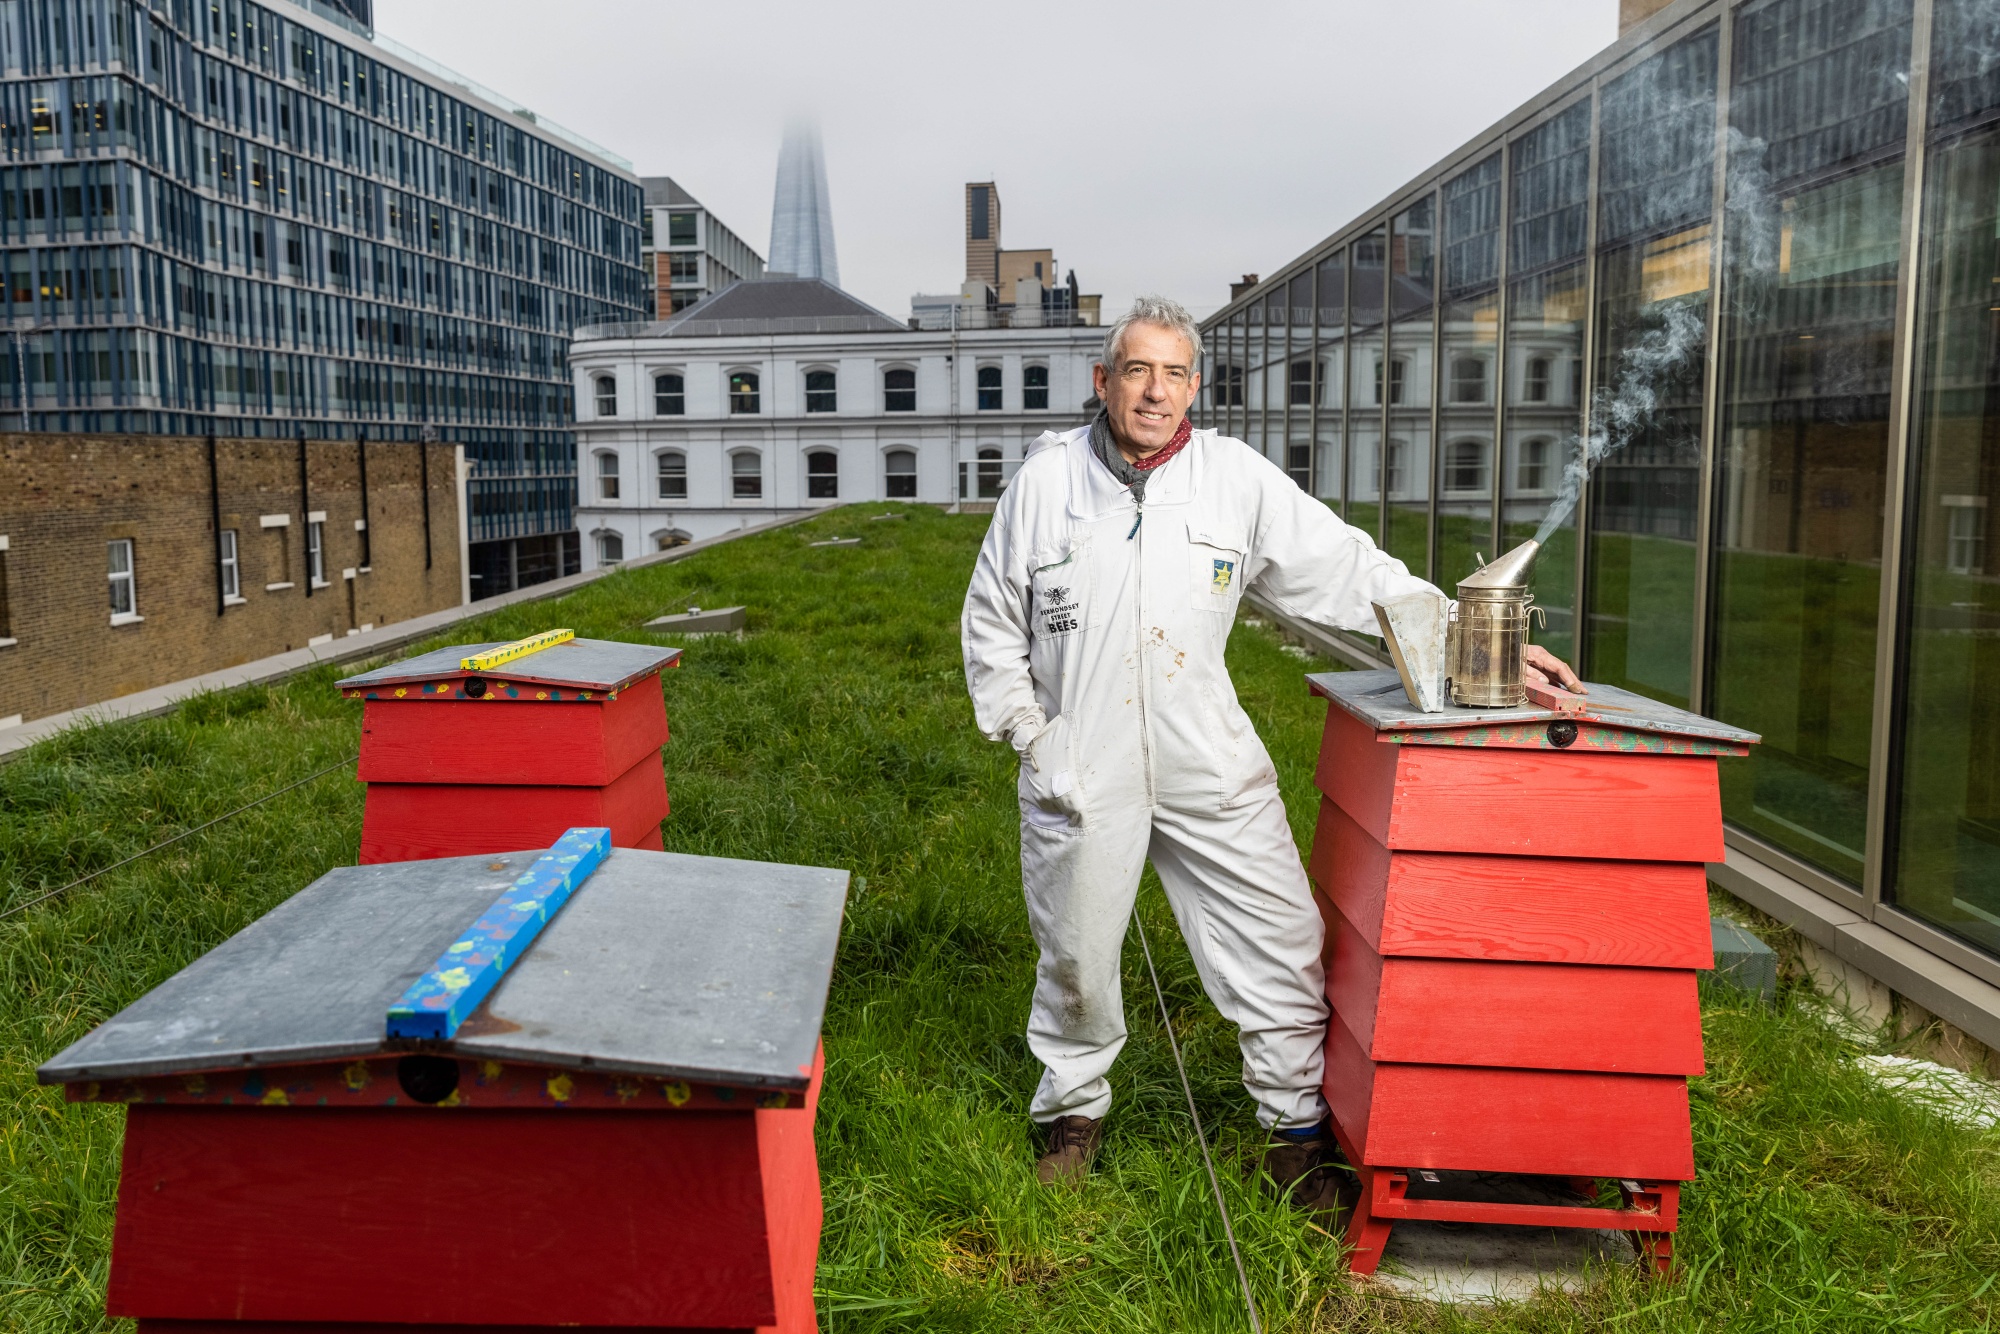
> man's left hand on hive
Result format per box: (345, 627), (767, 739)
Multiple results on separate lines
(1523, 644), (1585, 694)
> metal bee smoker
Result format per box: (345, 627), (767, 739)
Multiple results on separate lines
(1446, 541), (1544, 708)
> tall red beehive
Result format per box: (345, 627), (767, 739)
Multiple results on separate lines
(1306, 669), (1758, 1275)
(339, 634), (680, 863)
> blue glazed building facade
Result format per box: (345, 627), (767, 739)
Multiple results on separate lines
(0, 0), (647, 587)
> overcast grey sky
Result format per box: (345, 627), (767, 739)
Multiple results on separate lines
(374, 1), (1618, 321)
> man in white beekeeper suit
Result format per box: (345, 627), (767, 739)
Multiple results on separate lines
(961, 295), (1580, 1213)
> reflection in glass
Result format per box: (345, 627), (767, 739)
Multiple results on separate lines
(1227, 315), (1246, 438)
(1348, 227), (1387, 540)
(1504, 100), (1592, 663)
(1264, 288), (1290, 465)
(1897, 118), (2000, 952)
(1710, 0), (1911, 886)
(1584, 26), (1718, 709)
(1439, 155), (1501, 589)
(1388, 199), (1436, 578)
(1287, 272), (1313, 489)
(1314, 249), (1347, 504)
(1244, 301), (1265, 454)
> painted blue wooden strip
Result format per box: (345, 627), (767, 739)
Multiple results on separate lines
(386, 827), (612, 1040)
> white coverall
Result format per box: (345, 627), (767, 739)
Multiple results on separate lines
(962, 425), (1435, 1129)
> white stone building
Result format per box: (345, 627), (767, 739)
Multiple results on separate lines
(569, 277), (1104, 565)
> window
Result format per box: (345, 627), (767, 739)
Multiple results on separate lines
(219, 528), (240, 600)
(970, 185), (990, 241)
(1449, 356), (1487, 404)
(884, 367), (916, 412)
(1376, 357), (1406, 405)
(885, 449), (917, 498)
(729, 371), (760, 414)
(977, 447), (1003, 498)
(1445, 439), (1487, 493)
(807, 450), (839, 499)
(654, 373), (684, 415)
(0, 537), (10, 640)
(731, 451), (762, 498)
(597, 531), (623, 565)
(594, 375), (616, 417)
(805, 369), (837, 413)
(1524, 356), (1552, 402)
(597, 451), (620, 500)
(668, 253), (699, 283)
(1945, 497), (1988, 576)
(977, 365), (1002, 410)
(657, 451), (687, 500)
(1023, 364), (1049, 410)
(307, 521), (325, 586)
(667, 211), (696, 246)
(1517, 438), (1551, 492)
(1289, 359), (1313, 406)
(108, 538), (137, 620)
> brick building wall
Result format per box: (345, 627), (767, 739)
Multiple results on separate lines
(0, 434), (464, 725)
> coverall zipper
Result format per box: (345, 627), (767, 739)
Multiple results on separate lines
(1131, 498), (1155, 808)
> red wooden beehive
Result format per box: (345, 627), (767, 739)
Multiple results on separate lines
(339, 634), (681, 863)
(39, 842), (849, 1334)
(1305, 669), (1758, 1276)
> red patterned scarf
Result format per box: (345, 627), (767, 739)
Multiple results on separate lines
(1130, 415), (1194, 471)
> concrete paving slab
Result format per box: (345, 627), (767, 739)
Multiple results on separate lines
(1369, 1220), (1637, 1303)
(1360, 1171), (1640, 1304)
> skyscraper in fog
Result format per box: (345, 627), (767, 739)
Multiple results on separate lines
(768, 120), (840, 287)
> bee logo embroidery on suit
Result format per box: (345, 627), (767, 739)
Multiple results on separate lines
(1212, 560), (1235, 592)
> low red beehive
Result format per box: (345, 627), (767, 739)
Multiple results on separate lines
(339, 633), (681, 863)
(1305, 669), (1758, 1276)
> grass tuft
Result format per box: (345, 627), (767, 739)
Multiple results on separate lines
(0, 502), (1995, 1331)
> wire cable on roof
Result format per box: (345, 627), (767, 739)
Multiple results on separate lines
(1132, 905), (1263, 1333)
(0, 754), (357, 923)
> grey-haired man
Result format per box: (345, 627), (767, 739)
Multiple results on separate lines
(960, 296), (1579, 1208)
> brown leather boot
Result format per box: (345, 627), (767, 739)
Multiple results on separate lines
(1259, 1123), (1359, 1222)
(1035, 1115), (1103, 1185)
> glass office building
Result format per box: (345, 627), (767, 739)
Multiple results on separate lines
(0, 0), (648, 591)
(1202, 0), (2000, 1007)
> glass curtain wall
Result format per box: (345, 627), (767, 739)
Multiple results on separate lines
(1504, 99), (1594, 664)
(1583, 26), (1719, 708)
(1349, 227), (1389, 540)
(1439, 154), (1503, 588)
(1315, 249), (1348, 504)
(1267, 287), (1291, 467)
(1709, 0), (1913, 886)
(1890, 0), (2000, 947)
(1244, 301), (1265, 455)
(1287, 272), (1314, 488)
(1388, 200), (1437, 577)
(1225, 313), (1245, 439)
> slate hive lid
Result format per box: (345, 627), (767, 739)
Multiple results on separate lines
(1311, 669), (1762, 752)
(37, 848), (849, 1090)
(339, 637), (681, 699)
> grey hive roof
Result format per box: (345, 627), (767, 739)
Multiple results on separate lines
(37, 848), (849, 1089)
(663, 276), (905, 336)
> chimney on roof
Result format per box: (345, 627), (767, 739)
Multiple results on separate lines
(1229, 274), (1260, 301)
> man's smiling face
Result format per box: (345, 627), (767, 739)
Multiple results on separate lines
(1093, 322), (1201, 459)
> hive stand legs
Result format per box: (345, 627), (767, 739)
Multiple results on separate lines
(1329, 1122), (1680, 1278)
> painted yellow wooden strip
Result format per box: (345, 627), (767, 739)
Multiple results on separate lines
(459, 628), (574, 673)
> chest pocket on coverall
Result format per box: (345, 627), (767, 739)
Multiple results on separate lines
(1030, 541), (1097, 641)
(1187, 522), (1247, 616)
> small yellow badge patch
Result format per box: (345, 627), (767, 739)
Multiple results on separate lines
(1212, 559), (1235, 592)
